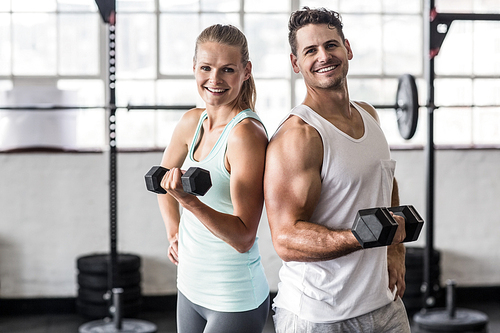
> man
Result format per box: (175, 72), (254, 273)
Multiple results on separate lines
(264, 7), (410, 332)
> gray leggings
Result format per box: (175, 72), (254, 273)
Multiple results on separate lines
(177, 291), (270, 333)
(273, 297), (411, 333)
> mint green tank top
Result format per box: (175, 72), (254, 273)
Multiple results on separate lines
(177, 109), (269, 312)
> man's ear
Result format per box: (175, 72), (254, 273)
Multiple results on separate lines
(290, 53), (300, 74)
(344, 39), (353, 60)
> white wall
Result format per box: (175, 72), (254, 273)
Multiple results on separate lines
(0, 149), (499, 298)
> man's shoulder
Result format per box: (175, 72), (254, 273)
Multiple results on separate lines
(272, 114), (321, 143)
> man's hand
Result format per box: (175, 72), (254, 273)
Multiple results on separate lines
(387, 244), (406, 300)
(390, 213), (406, 245)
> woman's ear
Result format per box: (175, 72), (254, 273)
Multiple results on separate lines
(244, 61), (252, 80)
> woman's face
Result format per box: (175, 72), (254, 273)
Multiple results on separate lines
(193, 41), (251, 110)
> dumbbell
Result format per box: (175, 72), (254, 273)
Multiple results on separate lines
(144, 166), (212, 196)
(351, 205), (424, 249)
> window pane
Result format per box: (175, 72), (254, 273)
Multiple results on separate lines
(117, 14), (156, 79)
(156, 110), (185, 148)
(348, 78), (397, 106)
(160, 13), (199, 75)
(12, 0), (57, 12)
(12, 13), (57, 75)
(382, 0), (421, 13)
(245, 0), (289, 12)
(340, 0), (381, 13)
(436, 0), (473, 13)
(383, 15), (422, 76)
(156, 79), (198, 147)
(117, 0), (155, 12)
(435, 79), (473, 107)
(435, 21), (473, 75)
(300, 0), (340, 9)
(160, 0), (199, 12)
(473, 0), (500, 12)
(246, 14), (290, 78)
(255, 79), (290, 136)
(0, 14), (10, 75)
(200, 13), (240, 30)
(57, 0), (97, 12)
(59, 13), (99, 75)
(473, 108), (500, 145)
(343, 14), (382, 75)
(156, 79), (197, 105)
(435, 107), (472, 145)
(202, 0), (240, 12)
(58, 79), (105, 107)
(0, 0), (11, 11)
(56, 79), (105, 150)
(474, 79), (500, 106)
(474, 22), (500, 76)
(379, 107), (426, 145)
(115, 80), (156, 148)
(116, 80), (156, 106)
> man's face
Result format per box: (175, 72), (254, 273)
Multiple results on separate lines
(291, 23), (353, 91)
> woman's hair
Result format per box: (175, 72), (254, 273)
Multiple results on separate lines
(194, 24), (256, 112)
(288, 7), (345, 56)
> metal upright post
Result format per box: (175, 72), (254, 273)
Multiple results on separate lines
(423, 0), (437, 309)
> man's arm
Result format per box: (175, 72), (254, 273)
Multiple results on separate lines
(264, 116), (362, 262)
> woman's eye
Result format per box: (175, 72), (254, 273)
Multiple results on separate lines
(224, 67), (234, 73)
(201, 66), (210, 71)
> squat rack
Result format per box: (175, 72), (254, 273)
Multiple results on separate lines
(422, 0), (500, 309)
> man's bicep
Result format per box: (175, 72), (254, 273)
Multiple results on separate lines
(264, 129), (323, 230)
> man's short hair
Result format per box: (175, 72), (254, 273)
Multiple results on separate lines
(288, 7), (345, 56)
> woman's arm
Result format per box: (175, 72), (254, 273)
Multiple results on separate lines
(161, 118), (268, 253)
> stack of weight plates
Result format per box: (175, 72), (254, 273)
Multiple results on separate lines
(76, 253), (142, 318)
(403, 247), (441, 312)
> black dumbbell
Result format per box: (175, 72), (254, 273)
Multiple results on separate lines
(351, 205), (424, 249)
(144, 166), (212, 196)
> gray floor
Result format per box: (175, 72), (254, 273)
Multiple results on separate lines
(0, 301), (499, 333)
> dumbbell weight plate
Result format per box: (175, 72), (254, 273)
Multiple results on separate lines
(352, 207), (398, 248)
(388, 205), (424, 243)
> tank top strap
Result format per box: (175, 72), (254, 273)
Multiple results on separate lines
(188, 109), (266, 163)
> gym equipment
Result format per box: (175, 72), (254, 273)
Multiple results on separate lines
(414, 280), (489, 332)
(351, 205), (424, 248)
(403, 247), (441, 313)
(78, 1), (157, 332)
(144, 166), (212, 196)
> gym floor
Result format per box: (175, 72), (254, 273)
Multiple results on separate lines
(0, 300), (499, 333)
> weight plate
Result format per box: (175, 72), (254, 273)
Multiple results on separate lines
(396, 74), (419, 140)
(77, 254), (141, 274)
(78, 271), (141, 290)
(414, 308), (489, 332)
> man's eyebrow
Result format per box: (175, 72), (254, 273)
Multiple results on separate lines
(301, 39), (340, 53)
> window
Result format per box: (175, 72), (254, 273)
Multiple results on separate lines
(0, 0), (499, 150)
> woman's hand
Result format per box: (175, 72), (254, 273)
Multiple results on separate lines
(168, 233), (179, 265)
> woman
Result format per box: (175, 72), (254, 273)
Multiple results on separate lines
(157, 24), (270, 333)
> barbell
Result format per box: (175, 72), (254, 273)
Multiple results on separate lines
(374, 74), (420, 140)
(372, 74), (500, 140)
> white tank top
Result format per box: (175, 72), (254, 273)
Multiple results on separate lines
(272, 102), (396, 323)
